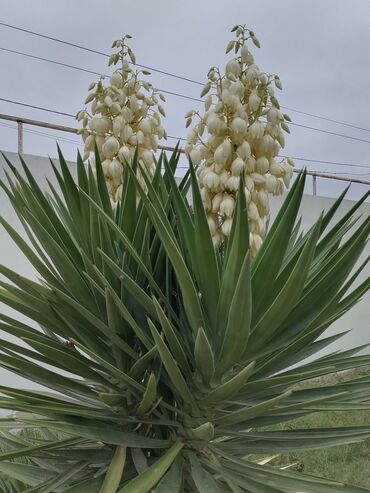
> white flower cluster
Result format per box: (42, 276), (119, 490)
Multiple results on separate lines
(186, 26), (294, 257)
(77, 36), (167, 208)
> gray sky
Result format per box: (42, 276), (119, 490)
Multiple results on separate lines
(0, 0), (370, 199)
(0, 1), (370, 395)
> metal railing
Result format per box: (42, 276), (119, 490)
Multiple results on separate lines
(1, 112), (369, 196)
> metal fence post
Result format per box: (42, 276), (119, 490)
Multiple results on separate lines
(17, 121), (23, 154)
(312, 174), (317, 196)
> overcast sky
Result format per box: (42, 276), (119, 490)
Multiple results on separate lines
(0, 1), (369, 395)
(0, 0), (370, 200)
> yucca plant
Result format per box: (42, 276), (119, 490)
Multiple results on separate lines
(0, 147), (369, 492)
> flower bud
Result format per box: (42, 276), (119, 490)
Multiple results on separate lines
(225, 59), (242, 77)
(104, 95), (113, 107)
(110, 72), (123, 88)
(267, 107), (280, 124)
(122, 107), (133, 121)
(139, 119), (152, 134)
(205, 95), (212, 111)
(121, 124), (133, 141)
(259, 73), (268, 84)
(249, 89), (261, 113)
(207, 116), (223, 135)
(189, 148), (202, 166)
(214, 142), (227, 165)
(95, 135), (105, 151)
(95, 117), (110, 136)
(227, 176), (240, 191)
(204, 171), (220, 190)
(220, 195), (235, 217)
(111, 102), (121, 116)
(270, 162), (284, 176)
(212, 232), (223, 247)
(256, 156), (269, 174)
(221, 217), (233, 236)
(248, 120), (264, 140)
(109, 159), (123, 185)
(115, 184), (123, 201)
(212, 192), (223, 213)
(231, 157), (245, 176)
(252, 233), (263, 251)
(245, 175), (255, 192)
(137, 130), (145, 145)
(113, 115), (124, 137)
(231, 117), (248, 134)
(236, 141), (251, 160)
(102, 159), (111, 175)
(207, 214), (217, 235)
(201, 188), (212, 211)
(245, 156), (256, 173)
(241, 44), (250, 64)
(141, 149), (154, 168)
(118, 145), (131, 163)
(129, 95), (139, 112)
(257, 190), (269, 211)
(84, 134), (95, 152)
(102, 136), (120, 159)
(266, 174), (279, 193)
(89, 116), (100, 132)
(157, 125), (165, 139)
(251, 173), (266, 185)
(259, 134), (275, 155)
(248, 202), (259, 221)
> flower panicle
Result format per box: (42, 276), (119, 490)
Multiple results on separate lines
(185, 26), (294, 257)
(77, 36), (167, 208)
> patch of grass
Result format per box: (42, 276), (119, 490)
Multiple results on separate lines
(271, 410), (370, 487)
(269, 366), (370, 487)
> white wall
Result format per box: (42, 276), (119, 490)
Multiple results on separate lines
(269, 192), (370, 358)
(0, 151), (369, 392)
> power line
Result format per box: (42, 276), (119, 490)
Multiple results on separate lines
(2, 21), (370, 135)
(1, 120), (370, 178)
(0, 47), (103, 77)
(0, 47), (202, 104)
(288, 122), (370, 145)
(0, 97), (75, 117)
(279, 155), (370, 170)
(281, 106), (370, 133)
(5, 40), (370, 136)
(2, 46), (370, 145)
(1, 96), (370, 171)
(167, 135), (187, 142)
(0, 21), (203, 87)
(0, 121), (81, 145)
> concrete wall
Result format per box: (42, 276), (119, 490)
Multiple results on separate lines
(0, 151), (369, 391)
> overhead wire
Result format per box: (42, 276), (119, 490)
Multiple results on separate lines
(0, 121), (82, 145)
(0, 47), (202, 103)
(0, 97), (75, 117)
(0, 21), (203, 86)
(1, 97), (370, 172)
(1, 43), (370, 144)
(0, 23), (370, 177)
(1, 20), (370, 134)
(1, 122), (369, 179)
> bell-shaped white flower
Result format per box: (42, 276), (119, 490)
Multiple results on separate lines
(231, 117), (248, 134)
(219, 195), (235, 217)
(102, 136), (120, 159)
(221, 217), (233, 236)
(225, 59), (242, 77)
